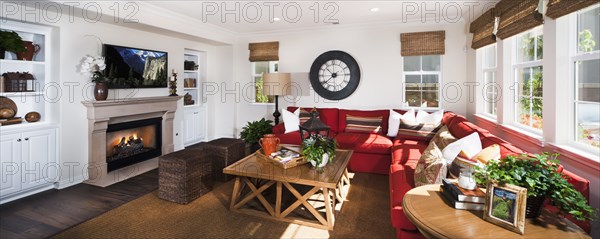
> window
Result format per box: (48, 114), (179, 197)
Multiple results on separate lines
(573, 5), (600, 149)
(514, 26), (543, 130)
(482, 44), (497, 116)
(403, 55), (441, 108)
(252, 61), (278, 103)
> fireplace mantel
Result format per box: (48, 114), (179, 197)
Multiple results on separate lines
(82, 96), (183, 187)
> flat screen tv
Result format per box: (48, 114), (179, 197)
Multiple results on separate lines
(103, 44), (168, 89)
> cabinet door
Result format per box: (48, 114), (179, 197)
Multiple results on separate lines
(0, 133), (22, 196)
(197, 107), (206, 140)
(184, 110), (197, 145)
(20, 129), (57, 190)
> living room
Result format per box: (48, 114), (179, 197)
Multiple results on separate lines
(0, 0), (598, 238)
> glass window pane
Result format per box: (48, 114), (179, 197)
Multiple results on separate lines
(422, 91), (439, 108)
(518, 67), (531, 97)
(422, 55), (441, 71)
(578, 6), (600, 53)
(422, 75), (439, 91)
(404, 56), (421, 71)
(577, 102), (600, 148)
(484, 45), (496, 68)
(406, 75), (421, 91)
(518, 96), (532, 127)
(254, 62), (269, 75)
(532, 66), (543, 97)
(535, 34), (543, 60)
(406, 91), (421, 107)
(517, 32), (536, 62)
(577, 59), (600, 102)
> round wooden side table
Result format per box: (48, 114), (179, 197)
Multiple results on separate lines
(402, 184), (590, 239)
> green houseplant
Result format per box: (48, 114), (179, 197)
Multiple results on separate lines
(240, 118), (273, 152)
(0, 30), (26, 59)
(302, 134), (336, 168)
(474, 153), (597, 222)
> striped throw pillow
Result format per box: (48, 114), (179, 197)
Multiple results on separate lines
(397, 118), (442, 141)
(345, 115), (383, 134)
(299, 108), (313, 125)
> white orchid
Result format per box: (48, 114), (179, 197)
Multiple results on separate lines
(79, 55), (107, 82)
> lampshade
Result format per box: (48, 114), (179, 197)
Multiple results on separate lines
(263, 73), (291, 96)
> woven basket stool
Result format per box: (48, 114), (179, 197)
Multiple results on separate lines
(158, 149), (213, 204)
(204, 138), (245, 182)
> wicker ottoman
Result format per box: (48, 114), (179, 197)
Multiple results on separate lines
(204, 138), (245, 182)
(158, 149), (213, 204)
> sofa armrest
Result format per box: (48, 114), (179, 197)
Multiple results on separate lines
(272, 123), (285, 134)
(389, 164), (418, 230)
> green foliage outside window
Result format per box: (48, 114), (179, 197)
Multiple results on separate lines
(255, 76), (269, 103)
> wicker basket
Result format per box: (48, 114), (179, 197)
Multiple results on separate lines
(255, 146), (308, 169)
(158, 149), (213, 204)
(204, 138), (245, 182)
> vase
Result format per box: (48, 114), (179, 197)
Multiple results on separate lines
(259, 134), (280, 157)
(525, 196), (546, 218)
(309, 153), (330, 168)
(94, 82), (109, 101)
(16, 41), (40, 61)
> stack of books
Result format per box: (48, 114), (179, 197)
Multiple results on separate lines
(269, 148), (301, 163)
(439, 178), (486, 211)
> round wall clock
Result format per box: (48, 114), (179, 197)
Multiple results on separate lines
(309, 50), (360, 100)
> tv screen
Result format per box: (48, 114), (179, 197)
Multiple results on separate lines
(103, 44), (168, 89)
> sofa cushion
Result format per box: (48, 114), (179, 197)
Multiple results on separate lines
(430, 125), (457, 150)
(339, 109), (389, 134)
(442, 111), (457, 126)
(298, 108), (313, 125)
(447, 115), (488, 139)
(274, 131), (303, 145)
(397, 118), (443, 141)
(282, 108), (300, 133)
(414, 142), (447, 186)
(335, 132), (392, 154)
(391, 139), (428, 165)
(345, 115), (383, 134)
(388, 109), (416, 137)
(287, 107), (340, 133)
(480, 133), (525, 158)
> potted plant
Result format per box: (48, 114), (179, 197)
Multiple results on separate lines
(302, 134), (336, 168)
(0, 30), (26, 59)
(78, 55), (109, 100)
(240, 118), (273, 154)
(474, 153), (597, 221)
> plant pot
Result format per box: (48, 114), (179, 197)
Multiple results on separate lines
(525, 196), (546, 218)
(94, 82), (109, 101)
(15, 41), (40, 61)
(309, 153), (330, 168)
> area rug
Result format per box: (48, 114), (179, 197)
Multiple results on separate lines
(53, 173), (395, 239)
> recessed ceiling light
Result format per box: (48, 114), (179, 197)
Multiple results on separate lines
(370, 7), (380, 12)
(273, 17), (281, 22)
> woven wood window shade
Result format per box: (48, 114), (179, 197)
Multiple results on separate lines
(248, 41), (279, 62)
(496, 0), (543, 40)
(400, 31), (445, 56)
(470, 8), (497, 49)
(546, 0), (598, 19)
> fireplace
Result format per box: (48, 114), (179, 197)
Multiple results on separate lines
(106, 117), (162, 172)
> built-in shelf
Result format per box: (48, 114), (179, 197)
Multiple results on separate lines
(0, 92), (45, 97)
(184, 70), (197, 73)
(0, 59), (45, 65)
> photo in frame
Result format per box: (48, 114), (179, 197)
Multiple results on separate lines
(483, 182), (527, 235)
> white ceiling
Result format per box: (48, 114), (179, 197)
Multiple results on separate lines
(147, 1), (497, 34)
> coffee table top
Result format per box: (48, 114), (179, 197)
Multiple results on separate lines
(403, 184), (590, 239)
(223, 148), (352, 188)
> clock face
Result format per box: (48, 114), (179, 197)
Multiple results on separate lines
(309, 51), (360, 100)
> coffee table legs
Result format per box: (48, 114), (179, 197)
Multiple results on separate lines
(228, 176), (350, 230)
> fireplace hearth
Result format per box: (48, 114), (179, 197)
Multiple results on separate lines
(106, 117), (162, 172)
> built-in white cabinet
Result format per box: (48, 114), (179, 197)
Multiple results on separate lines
(184, 106), (206, 146)
(183, 49), (207, 147)
(0, 128), (57, 200)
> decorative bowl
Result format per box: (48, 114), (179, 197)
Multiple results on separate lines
(0, 108), (16, 119)
(25, 111), (41, 122)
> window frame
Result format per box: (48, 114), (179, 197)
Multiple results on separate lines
(402, 55), (443, 109)
(570, 5), (600, 152)
(482, 44), (498, 118)
(251, 61), (278, 104)
(512, 26), (544, 134)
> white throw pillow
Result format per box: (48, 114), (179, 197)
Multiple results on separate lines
(441, 132), (482, 165)
(416, 109), (444, 125)
(282, 108), (300, 133)
(387, 109), (416, 137)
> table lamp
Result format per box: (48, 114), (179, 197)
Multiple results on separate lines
(263, 72), (291, 124)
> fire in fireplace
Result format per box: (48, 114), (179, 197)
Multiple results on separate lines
(106, 117), (162, 172)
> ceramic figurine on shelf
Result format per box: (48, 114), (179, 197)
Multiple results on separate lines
(169, 69), (178, 96)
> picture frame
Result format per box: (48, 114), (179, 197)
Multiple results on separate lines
(483, 182), (527, 235)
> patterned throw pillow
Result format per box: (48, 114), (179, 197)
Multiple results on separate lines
(430, 125), (457, 150)
(414, 142), (447, 187)
(448, 144), (501, 178)
(345, 115), (383, 134)
(299, 108), (313, 125)
(397, 118), (443, 141)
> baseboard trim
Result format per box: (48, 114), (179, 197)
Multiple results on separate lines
(56, 175), (86, 189)
(0, 184), (55, 204)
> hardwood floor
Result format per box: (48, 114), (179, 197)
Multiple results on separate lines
(0, 169), (158, 239)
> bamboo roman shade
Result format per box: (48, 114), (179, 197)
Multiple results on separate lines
(470, 8), (497, 49)
(495, 0), (543, 40)
(546, 0), (598, 19)
(248, 41), (279, 62)
(400, 31), (446, 56)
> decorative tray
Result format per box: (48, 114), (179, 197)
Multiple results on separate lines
(256, 146), (308, 169)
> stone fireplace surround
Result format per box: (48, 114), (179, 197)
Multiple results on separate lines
(82, 96), (182, 187)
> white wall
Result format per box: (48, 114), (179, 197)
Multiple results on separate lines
(4, 4), (234, 187)
(231, 22), (469, 134)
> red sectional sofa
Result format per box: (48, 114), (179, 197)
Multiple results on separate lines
(272, 107), (591, 238)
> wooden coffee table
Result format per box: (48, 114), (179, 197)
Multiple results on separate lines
(223, 148), (352, 230)
(403, 184), (590, 239)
